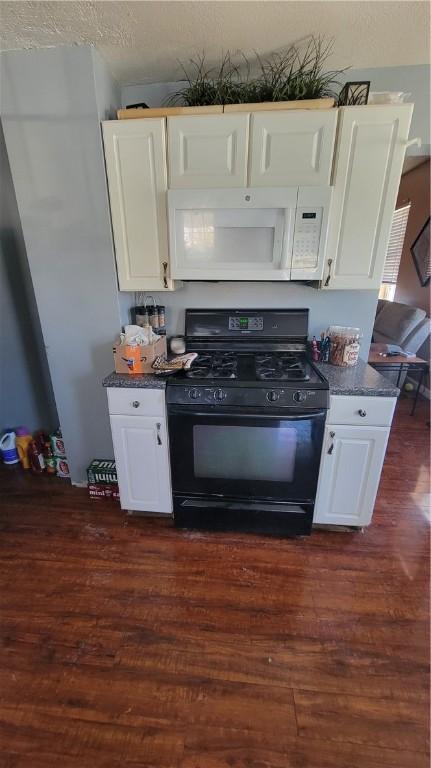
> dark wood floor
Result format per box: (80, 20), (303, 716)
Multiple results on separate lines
(0, 398), (429, 768)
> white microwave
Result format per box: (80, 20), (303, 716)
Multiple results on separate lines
(168, 186), (332, 281)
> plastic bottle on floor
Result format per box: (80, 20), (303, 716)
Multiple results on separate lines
(15, 427), (33, 469)
(28, 439), (45, 474)
(0, 432), (19, 465)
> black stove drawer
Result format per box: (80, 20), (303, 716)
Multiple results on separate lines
(173, 495), (313, 537)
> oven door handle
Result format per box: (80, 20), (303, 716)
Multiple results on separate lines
(168, 407), (327, 420)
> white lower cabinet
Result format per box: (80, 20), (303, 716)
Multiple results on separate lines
(107, 388), (172, 514)
(313, 423), (390, 527)
(110, 415), (172, 513)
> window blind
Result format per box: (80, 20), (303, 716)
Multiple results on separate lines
(382, 203), (411, 284)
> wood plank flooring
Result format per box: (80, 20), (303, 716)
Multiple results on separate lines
(0, 398), (429, 767)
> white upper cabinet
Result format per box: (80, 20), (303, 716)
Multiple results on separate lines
(249, 110), (337, 187)
(102, 118), (175, 291)
(323, 104), (413, 290)
(167, 114), (249, 188)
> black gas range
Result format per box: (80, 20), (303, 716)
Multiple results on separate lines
(167, 309), (329, 537)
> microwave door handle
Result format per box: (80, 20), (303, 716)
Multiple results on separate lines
(279, 207), (294, 272)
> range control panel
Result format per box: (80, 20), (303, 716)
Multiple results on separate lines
(167, 385), (329, 410)
(228, 316), (264, 331)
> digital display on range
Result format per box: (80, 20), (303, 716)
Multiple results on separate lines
(229, 316), (264, 331)
(302, 212), (317, 219)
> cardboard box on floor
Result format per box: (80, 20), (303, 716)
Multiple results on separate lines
(113, 335), (166, 374)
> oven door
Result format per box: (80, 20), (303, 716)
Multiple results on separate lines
(168, 406), (326, 503)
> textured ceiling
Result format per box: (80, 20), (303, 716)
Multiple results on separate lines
(0, 1), (429, 85)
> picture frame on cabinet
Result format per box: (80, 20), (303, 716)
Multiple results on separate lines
(338, 81), (370, 106)
(411, 216), (430, 287)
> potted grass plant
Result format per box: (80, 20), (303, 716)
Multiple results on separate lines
(118, 36), (347, 118)
(168, 37), (344, 109)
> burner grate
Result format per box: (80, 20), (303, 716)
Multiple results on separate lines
(186, 352), (238, 380)
(255, 353), (310, 382)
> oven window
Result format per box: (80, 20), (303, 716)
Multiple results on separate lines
(193, 424), (298, 483)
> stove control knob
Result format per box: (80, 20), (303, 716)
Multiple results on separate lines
(266, 390), (280, 402)
(214, 388), (226, 401)
(293, 391), (307, 403)
(189, 388), (200, 400)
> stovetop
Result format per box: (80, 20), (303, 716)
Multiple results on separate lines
(169, 350), (327, 389)
(166, 309), (329, 409)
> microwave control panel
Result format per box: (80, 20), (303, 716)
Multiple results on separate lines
(292, 208), (323, 270)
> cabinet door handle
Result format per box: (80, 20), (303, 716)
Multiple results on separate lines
(324, 259), (332, 287)
(156, 422), (162, 445)
(358, 409), (367, 417)
(132, 400), (140, 408)
(327, 430), (335, 454)
(162, 262), (168, 289)
(405, 137), (421, 149)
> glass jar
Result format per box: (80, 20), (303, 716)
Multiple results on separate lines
(328, 326), (361, 367)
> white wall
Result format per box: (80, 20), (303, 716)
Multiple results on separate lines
(121, 81), (185, 109)
(0, 45), (125, 483)
(0, 121), (58, 433)
(339, 64), (430, 155)
(140, 283), (379, 361)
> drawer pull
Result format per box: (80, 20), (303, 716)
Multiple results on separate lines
(328, 431), (335, 454)
(358, 409), (367, 417)
(132, 400), (140, 408)
(156, 423), (162, 445)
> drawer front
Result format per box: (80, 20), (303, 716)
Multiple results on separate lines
(327, 395), (396, 427)
(107, 387), (165, 417)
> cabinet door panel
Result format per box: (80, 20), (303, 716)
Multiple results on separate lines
(249, 110), (337, 187)
(102, 119), (174, 291)
(110, 415), (172, 514)
(323, 105), (413, 289)
(314, 424), (389, 526)
(168, 115), (249, 188)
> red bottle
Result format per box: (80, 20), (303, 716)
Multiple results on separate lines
(34, 431), (49, 455)
(311, 336), (319, 362)
(28, 440), (45, 474)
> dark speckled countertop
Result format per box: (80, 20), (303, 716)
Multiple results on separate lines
(103, 372), (167, 389)
(315, 359), (399, 397)
(103, 360), (399, 397)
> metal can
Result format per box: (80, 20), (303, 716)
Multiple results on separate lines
(148, 305), (159, 330)
(134, 306), (149, 327)
(157, 305), (166, 335)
